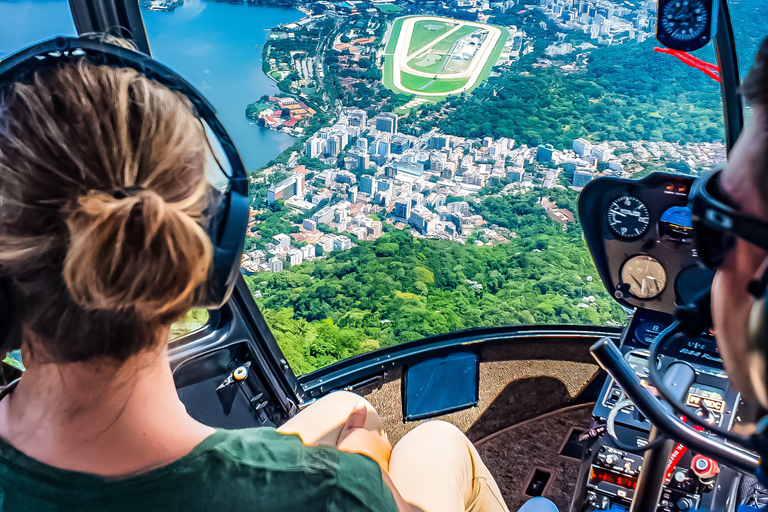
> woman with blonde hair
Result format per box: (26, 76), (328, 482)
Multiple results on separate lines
(0, 38), (549, 512)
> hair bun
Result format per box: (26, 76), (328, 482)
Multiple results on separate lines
(63, 188), (212, 320)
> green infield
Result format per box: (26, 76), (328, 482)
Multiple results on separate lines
(419, 77), (470, 94)
(407, 53), (445, 73)
(383, 16), (508, 97)
(430, 25), (479, 54)
(407, 20), (451, 55)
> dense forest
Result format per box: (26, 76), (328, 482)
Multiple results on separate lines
(426, 38), (724, 149)
(245, 189), (626, 375)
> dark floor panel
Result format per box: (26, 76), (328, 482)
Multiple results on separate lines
(476, 404), (594, 512)
(466, 376), (575, 442)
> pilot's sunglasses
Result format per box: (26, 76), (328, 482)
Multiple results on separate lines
(690, 167), (768, 269)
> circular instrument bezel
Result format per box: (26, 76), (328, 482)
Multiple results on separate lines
(606, 195), (651, 240)
(660, 0), (709, 42)
(620, 254), (668, 299)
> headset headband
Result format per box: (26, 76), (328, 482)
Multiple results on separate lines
(0, 35), (249, 310)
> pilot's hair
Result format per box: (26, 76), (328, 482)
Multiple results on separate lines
(0, 61), (213, 362)
(740, 37), (768, 107)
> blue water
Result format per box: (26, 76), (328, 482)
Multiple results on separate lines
(0, 0), (302, 171)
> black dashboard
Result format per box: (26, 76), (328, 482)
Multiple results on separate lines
(575, 173), (752, 512)
(579, 173), (716, 314)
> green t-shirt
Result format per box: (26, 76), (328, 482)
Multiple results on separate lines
(0, 428), (399, 512)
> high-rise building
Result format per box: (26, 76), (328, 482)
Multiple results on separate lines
(375, 113), (398, 134)
(360, 175), (377, 195)
(506, 167), (524, 183)
(429, 134), (451, 150)
(287, 248), (303, 267)
(348, 109), (367, 128)
(368, 221), (383, 239)
(304, 137), (326, 159)
(536, 144), (555, 163)
(390, 134), (410, 154)
(333, 236), (352, 251)
(300, 244), (315, 262)
(268, 174), (304, 203)
(268, 257), (283, 273)
(573, 138), (592, 157)
(393, 198), (411, 220)
(356, 138), (369, 152)
(573, 170), (594, 188)
(409, 206), (438, 235)
(273, 233), (292, 249)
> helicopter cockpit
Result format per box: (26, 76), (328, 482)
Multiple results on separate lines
(1, 0), (768, 511)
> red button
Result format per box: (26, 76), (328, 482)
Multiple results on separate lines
(691, 455), (719, 479)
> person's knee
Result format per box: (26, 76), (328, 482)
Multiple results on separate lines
(518, 497), (559, 512)
(395, 420), (469, 455)
(408, 420), (465, 440)
(315, 390), (374, 411)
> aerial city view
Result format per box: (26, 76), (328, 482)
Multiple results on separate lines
(2, 0), (765, 375)
(233, 0), (754, 374)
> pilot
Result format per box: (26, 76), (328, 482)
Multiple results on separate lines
(706, 37), (768, 415)
(0, 45), (557, 512)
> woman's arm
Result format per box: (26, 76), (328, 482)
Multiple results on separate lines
(337, 406), (413, 512)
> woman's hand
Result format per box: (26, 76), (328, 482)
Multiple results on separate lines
(336, 404), (393, 472)
(337, 405), (413, 512)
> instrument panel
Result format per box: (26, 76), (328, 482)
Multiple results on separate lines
(579, 173), (715, 314)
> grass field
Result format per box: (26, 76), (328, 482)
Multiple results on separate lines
(407, 20), (451, 55)
(408, 53), (445, 73)
(419, 77), (470, 93)
(400, 72), (436, 91)
(430, 25), (478, 53)
(376, 3), (403, 13)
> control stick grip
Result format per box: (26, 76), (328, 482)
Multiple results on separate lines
(662, 363), (696, 402)
(630, 363), (696, 512)
(589, 337), (760, 475)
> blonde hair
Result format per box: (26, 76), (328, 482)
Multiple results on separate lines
(0, 60), (213, 361)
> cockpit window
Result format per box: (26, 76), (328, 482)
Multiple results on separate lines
(0, 1), (76, 58)
(231, 2), (731, 375)
(169, 309), (210, 342)
(2, 1), (745, 375)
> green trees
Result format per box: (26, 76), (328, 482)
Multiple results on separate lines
(245, 189), (626, 375)
(419, 38), (724, 148)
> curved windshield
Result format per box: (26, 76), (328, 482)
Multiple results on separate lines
(238, 1), (739, 375)
(4, 0), (764, 376)
(0, 1), (75, 57)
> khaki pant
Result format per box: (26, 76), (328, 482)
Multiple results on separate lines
(277, 391), (510, 512)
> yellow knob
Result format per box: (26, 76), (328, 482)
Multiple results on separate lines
(233, 366), (248, 381)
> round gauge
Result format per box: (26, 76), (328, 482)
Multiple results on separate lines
(659, 206), (693, 243)
(661, 0), (709, 42)
(634, 320), (665, 345)
(621, 255), (667, 299)
(607, 196), (650, 239)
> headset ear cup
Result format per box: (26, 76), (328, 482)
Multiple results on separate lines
(748, 294), (768, 355)
(748, 293), (768, 407)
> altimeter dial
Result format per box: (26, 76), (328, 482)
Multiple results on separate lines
(621, 255), (667, 299)
(607, 196), (650, 240)
(661, 0), (709, 42)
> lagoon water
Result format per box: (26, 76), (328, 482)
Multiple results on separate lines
(0, 0), (302, 170)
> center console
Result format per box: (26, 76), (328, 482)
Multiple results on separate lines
(572, 310), (743, 512)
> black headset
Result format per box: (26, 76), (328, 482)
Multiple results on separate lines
(0, 36), (250, 342)
(747, 270), (768, 403)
